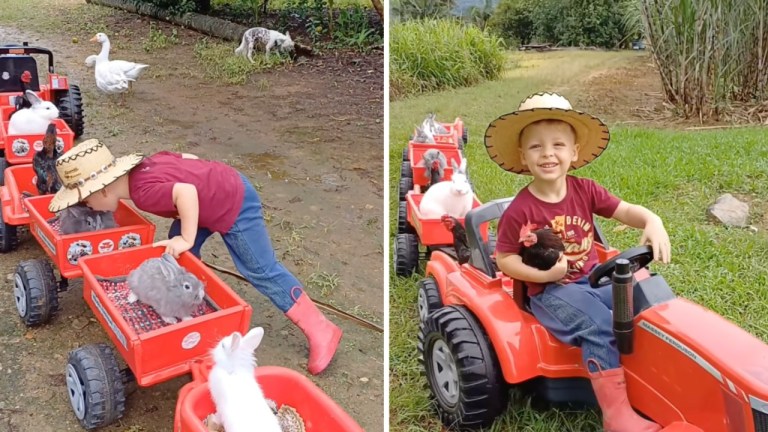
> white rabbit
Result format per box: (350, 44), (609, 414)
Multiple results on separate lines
(208, 327), (281, 432)
(7, 90), (59, 135)
(419, 157), (474, 219)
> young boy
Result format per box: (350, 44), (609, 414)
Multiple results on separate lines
(48, 139), (342, 375)
(485, 92), (670, 432)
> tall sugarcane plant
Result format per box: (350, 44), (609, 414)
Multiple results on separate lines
(634, 0), (768, 121)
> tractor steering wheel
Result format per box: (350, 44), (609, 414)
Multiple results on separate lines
(588, 245), (655, 288)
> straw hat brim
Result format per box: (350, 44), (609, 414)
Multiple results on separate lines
(48, 153), (145, 212)
(484, 108), (610, 175)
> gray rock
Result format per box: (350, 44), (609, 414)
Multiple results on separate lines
(707, 193), (750, 227)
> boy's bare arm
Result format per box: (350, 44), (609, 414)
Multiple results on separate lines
(172, 183), (199, 245)
(153, 183), (200, 257)
(496, 252), (567, 283)
(611, 201), (671, 263)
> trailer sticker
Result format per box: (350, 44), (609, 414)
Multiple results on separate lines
(638, 320), (724, 384)
(91, 291), (127, 349)
(182, 332), (201, 350)
(12, 139), (29, 157)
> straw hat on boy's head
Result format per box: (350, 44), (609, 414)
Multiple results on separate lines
(48, 139), (144, 212)
(483, 92), (610, 175)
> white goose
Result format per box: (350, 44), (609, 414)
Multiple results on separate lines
(85, 54), (149, 81)
(89, 33), (148, 103)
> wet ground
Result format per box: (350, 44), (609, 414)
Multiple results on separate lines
(0, 1), (384, 431)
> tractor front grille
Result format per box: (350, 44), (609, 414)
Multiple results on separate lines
(754, 408), (768, 432)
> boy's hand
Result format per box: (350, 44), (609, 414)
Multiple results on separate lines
(548, 253), (569, 282)
(153, 235), (192, 259)
(639, 217), (671, 264)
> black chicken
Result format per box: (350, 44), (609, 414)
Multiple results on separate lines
(13, 71), (33, 114)
(519, 225), (565, 270)
(33, 123), (62, 195)
(441, 215), (471, 264)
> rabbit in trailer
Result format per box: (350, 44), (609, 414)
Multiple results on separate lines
(7, 90), (59, 135)
(418, 157), (473, 219)
(126, 253), (206, 324)
(57, 203), (118, 235)
(412, 124), (435, 143)
(208, 327), (282, 432)
(422, 113), (449, 135)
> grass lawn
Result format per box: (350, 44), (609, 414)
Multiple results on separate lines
(389, 50), (768, 431)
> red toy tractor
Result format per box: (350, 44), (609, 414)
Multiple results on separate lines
(417, 197), (768, 432)
(0, 43), (85, 181)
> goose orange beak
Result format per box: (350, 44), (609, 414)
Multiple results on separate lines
(89, 35), (98, 42)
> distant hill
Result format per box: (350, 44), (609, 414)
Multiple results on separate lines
(452, 0), (500, 16)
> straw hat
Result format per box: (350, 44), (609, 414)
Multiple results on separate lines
(48, 139), (144, 212)
(484, 92), (610, 175)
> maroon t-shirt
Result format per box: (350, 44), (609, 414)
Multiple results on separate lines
(128, 151), (245, 234)
(496, 175), (621, 294)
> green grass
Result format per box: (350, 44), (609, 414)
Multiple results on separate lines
(389, 51), (768, 431)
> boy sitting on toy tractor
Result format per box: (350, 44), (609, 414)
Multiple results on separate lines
(486, 92), (671, 432)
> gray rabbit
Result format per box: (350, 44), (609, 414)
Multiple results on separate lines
(126, 253), (206, 324)
(413, 125), (435, 144)
(423, 113), (449, 135)
(57, 203), (118, 235)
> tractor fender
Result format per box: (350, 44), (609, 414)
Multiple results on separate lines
(424, 251), (460, 301)
(425, 251), (541, 385)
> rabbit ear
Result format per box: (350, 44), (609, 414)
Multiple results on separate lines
(25, 90), (42, 106)
(451, 158), (459, 171)
(460, 157), (467, 172)
(161, 253), (179, 267)
(240, 327), (264, 353)
(229, 332), (242, 352)
(157, 254), (179, 280)
(285, 31), (290, 39)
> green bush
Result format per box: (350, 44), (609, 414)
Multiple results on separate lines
(488, 0), (628, 49)
(390, 18), (506, 99)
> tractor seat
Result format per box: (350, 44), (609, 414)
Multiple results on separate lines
(0, 55), (41, 93)
(464, 197), (513, 278)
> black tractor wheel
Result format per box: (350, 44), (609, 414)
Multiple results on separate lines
(418, 306), (508, 430)
(402, 147), (409, 161)
(0, 156), (7, 186)
(417, 277), (443, 323)
(398, 201), (415, 235)
(66, 344), (126, 429)
(56, 84), (85, 138)
(462, 126), (468, 147)
(401, 161), (413, 179)
(399, 177), (413, 202)
(13, 259), (59, 326)
(0, 206), (18, 253)
(393, 233), (419, 277)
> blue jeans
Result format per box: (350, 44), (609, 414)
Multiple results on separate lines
(168, 172), (302, 312)
(529, 276), (619, 373)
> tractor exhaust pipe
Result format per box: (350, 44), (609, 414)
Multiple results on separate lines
(612, 258), (634, 355)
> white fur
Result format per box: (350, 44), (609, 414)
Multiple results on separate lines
(419, 157), (473, 219)
(208, 327), (281, 432)
(234, 27), (295, 63)
(7, 90), (59, 135)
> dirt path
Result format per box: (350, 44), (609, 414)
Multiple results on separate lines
(0, 2), (384, 431)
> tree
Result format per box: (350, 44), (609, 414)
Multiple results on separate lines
(465, 0), (495, 31)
